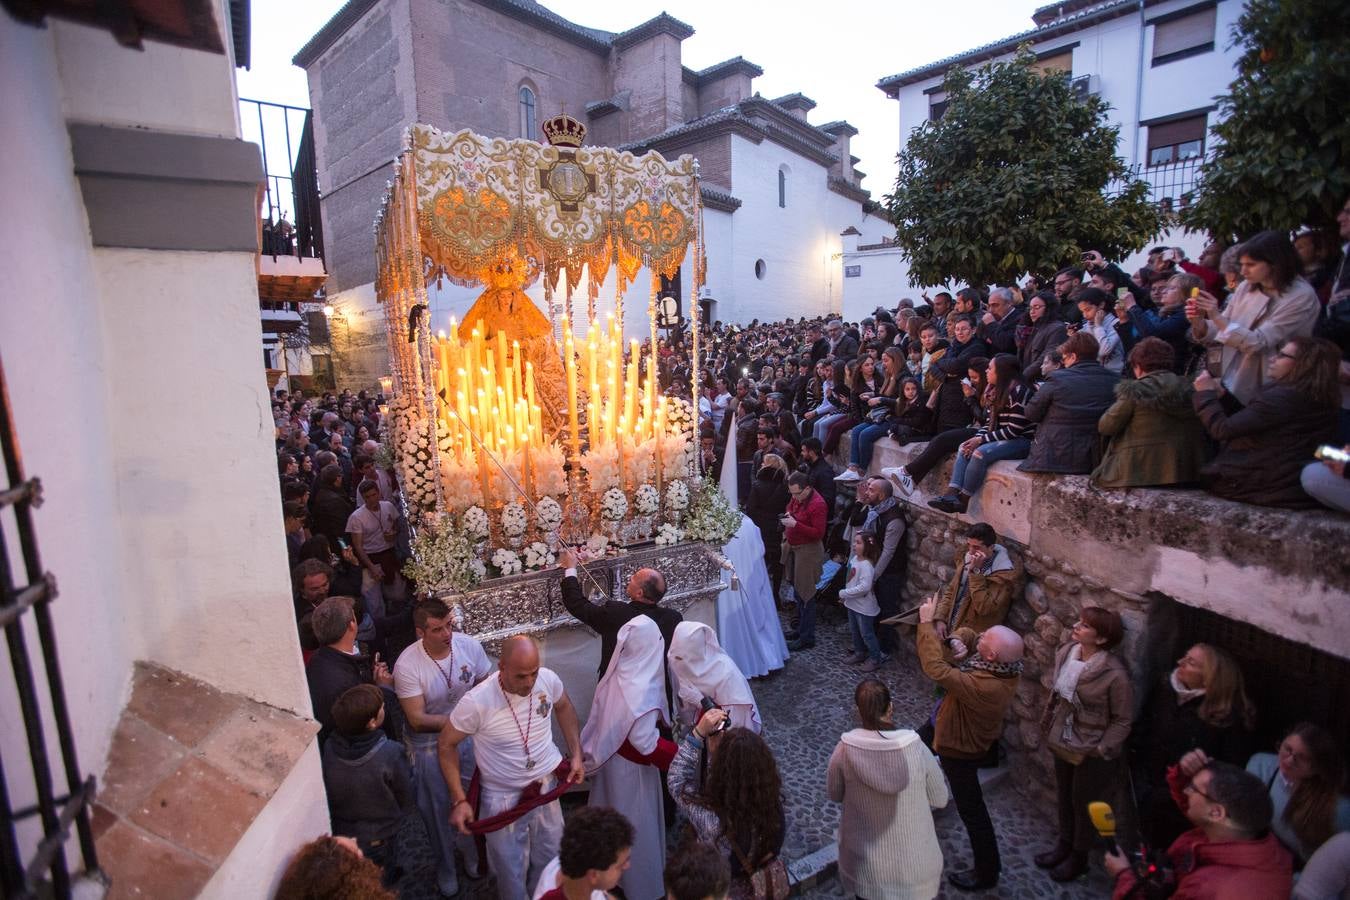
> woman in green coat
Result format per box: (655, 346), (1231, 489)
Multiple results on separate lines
(1091, 337), (1208, 488)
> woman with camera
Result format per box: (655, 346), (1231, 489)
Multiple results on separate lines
(827, 677), (948, 900)
(669, 709), (787, 898)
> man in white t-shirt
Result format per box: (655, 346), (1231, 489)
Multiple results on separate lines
(345, 480), (405, 621)
(441, 635), (585, 900)
(394, 598), (493, 897)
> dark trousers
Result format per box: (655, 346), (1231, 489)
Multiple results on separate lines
(874, 570), (904, 653)
(917, 722), (1000, 877)
(906, 427), (976, 483)
(1054, 754), (1122, 853)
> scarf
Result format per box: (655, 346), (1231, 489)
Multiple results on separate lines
(1170, 668), (1206, 705)
(329, 729), (384, 762)
(862, 496), (897, 533)
(959, 655), (1023, 678)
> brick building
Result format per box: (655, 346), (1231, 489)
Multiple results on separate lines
(294, 0), (893, 382)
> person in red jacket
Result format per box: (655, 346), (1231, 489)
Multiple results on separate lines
(1108, 757), (1292, 899)
(782, 472), (827, 651)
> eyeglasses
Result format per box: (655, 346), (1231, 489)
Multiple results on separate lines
(1183, 780), (1219, 804)
(1276, 351), (1297, 361)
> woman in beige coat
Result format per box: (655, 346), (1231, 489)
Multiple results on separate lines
(827, 678), (949, 899)
(1033, 606), (1134, 883)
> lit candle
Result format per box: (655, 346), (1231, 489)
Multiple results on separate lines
(565, 327), (580, 461)
(655, 396), (667, 491)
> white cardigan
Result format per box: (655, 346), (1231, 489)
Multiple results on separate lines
(838, 557), (878, 616)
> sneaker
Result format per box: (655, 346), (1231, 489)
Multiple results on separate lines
(858, 658), (881, 673)
(882, 466), (916, 496)
(833, 467), (863, 483)
(844, 651), (868, 665)
(928, 494), (960, 513)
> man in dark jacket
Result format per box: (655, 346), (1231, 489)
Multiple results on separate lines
(311, 463), (355, 548)
(826, 319), (859, 361)
(806, 323), (830, 364)
(978, 288), (1024, 355)
(557, 548), (682, 680)
(307, 596), (394, 746)
(798, 437), (836, 518)
(1019, 331), (1120, 474)
(860, 477), (906, 652)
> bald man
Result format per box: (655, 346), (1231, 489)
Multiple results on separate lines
(916, 595), (1023, 893)
(440, 636), (584, 900)
(557, 548), (682, 682)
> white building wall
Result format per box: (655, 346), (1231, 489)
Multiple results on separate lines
(1, 3), (324, 882)
(720, 134), (889, 324)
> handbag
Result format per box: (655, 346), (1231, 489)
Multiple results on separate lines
(727, 838), (789, 900)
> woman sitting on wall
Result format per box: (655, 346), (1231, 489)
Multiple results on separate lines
(1116, 272), (1201, 375)
(1091, 337), (1208, 489)
(883, 357), (989, 497)
(1033, 606), (1133, 883)
(835, 348), (907, 483)
(1244, 722), (1350, 866)
(1018, 292), (1068, 383)
(887, 376), (933, 446)
(1193, 335), (1341, 508)
(929, 355), (1036, 514)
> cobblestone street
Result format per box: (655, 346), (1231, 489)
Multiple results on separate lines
(753, 605), (1113, 899)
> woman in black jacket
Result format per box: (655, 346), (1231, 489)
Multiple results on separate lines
(745, 454), (791, 600)
(1019, 293), (1069, 382)
(887, 376), (933, 445)
(885, 356), (989, 496)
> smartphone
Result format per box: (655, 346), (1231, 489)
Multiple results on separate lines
(961, 378), (972, 388)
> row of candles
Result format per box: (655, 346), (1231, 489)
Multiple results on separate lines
(429, 312), (670, 503)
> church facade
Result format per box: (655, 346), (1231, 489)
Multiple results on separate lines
(294, 0), (893, 369)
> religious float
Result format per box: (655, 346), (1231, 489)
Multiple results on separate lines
(374, 114), (744, 654)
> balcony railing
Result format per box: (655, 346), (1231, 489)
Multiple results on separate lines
(1106, 153), (1209, 214)
(240, 98), (325, 264)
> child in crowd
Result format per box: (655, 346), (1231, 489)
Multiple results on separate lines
(839, 532), (885, 672)
(322, 683), (415, 886)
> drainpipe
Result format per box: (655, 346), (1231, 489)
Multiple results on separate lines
(1132, 0), (1146, 167)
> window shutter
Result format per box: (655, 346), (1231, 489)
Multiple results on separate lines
(1153, 6), (1216, 60)
(1147, 115), (1206, 152)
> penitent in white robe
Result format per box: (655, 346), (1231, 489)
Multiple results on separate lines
(587, 709), (667, 900)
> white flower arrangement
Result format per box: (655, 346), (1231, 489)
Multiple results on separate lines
(533, 444), (568, 496)
(402, 516), (482, 594)
(461, 505), (490, 542)
(522, 541), (555, 571)
(655, 523), (684, 546)
(665, 397), (694, 439)
(684, 480), (742, 545)
(634, 484), (660, 515)
(535, 496), (563, 534)
(488, 453), (523, 500)
(660, 433), (691, 482)
(585, 533), (610, 557)
(490, 547), (523, 576)
(600, 487), (628, 522)
(580, 444), (621, 492)
(665, 479), (690, 512)
(439, 452), (482, 512)
(501, 502), (528, 537)
(624, 437), (656, 486)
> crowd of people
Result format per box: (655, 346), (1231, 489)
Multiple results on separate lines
(269, 210), (1350, 900)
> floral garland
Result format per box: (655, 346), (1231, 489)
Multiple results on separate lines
(501, 501), (527, 537)
(599, 487), (628, 522)
(633, 483), (660, 516)
(684, 479), (742, 545)
(389, 394), (437, 513)
(655, 523), (684, 546)
(402, 516), (485, 594)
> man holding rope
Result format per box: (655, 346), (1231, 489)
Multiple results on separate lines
(438, 634), (585, 900)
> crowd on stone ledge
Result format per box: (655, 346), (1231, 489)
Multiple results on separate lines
(266, 213), (1350, 900)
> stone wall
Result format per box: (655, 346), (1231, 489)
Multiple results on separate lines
(836, 434), (1350, 803)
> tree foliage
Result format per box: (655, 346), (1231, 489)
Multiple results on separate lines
(1183, 0), (1350, 238)
(884, 46), (1164, 288)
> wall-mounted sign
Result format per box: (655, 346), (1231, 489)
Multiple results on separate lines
(844, 265), (862, 278)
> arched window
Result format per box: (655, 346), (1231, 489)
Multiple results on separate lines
(777, 167), (787, 208)
(519, 86), (537, 139)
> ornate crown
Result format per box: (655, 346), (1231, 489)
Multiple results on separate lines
(541, 112), (586, 148)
